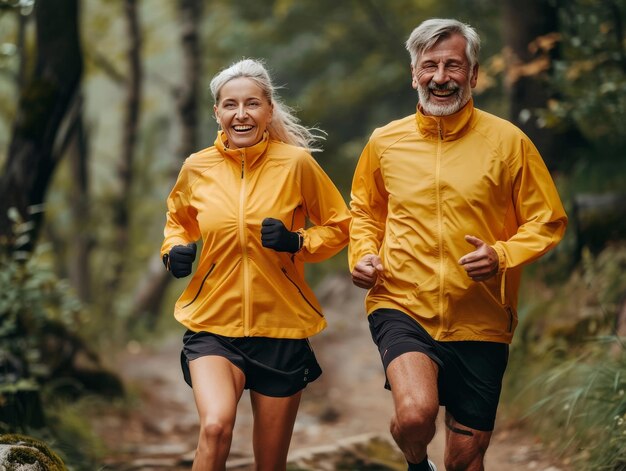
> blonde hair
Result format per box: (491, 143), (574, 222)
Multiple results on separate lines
(210, 58), (324, 150)
(406, 18), (480, 68)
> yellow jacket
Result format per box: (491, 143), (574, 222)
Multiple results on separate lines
(162, 131), (350, 338)
(349, 100), (567, 343)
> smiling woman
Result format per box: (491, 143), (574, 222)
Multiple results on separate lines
(214, 77), (273, 149)
(160, 58), (350, 471)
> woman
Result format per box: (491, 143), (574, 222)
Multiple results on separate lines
(161, 58), (350, 471)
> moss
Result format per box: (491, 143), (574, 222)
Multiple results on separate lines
(0, 434), (66, 470)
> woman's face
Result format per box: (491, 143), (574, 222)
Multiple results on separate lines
(214, 77), (273, 149)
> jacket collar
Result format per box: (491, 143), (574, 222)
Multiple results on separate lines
(214, 130), (270, 167)
(415, 98), (475, 141)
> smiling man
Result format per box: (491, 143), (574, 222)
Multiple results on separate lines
(349, 18), (567, 471)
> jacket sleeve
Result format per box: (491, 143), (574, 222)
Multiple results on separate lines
(160, 162), (201, 257)
(348, 138), (389, 271)
(294, 153), (351, 263)
(492, 137), (568, 271)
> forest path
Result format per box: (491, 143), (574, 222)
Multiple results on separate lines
(98, 274), (565, 470)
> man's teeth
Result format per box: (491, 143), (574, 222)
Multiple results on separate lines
(432, 90), (455, 97)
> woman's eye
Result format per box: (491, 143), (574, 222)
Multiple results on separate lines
(223, 103), (236, 109)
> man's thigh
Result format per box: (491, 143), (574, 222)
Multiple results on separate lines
(387, 351), (439, 416)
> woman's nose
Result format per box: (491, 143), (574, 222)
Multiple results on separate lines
(236, 105), (247, 120)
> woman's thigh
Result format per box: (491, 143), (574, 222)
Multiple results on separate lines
(189, 355), (246, 426)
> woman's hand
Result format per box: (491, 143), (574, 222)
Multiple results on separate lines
(164, 243), (197, 278)
(261, 218), (301, 253)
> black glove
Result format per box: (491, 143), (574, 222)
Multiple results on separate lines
(261, 218), (301, 253)
(163, 243), (197, 278)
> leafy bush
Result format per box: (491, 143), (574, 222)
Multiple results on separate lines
(523, 346), (626, 470)
(504, 243), (626, 470)
(0, 213), (84, 391)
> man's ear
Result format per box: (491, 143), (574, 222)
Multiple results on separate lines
(470, 63), (479, 89)
(410, 65), (418, 90)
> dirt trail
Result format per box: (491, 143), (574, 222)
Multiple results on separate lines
(99, 274), (565, 470)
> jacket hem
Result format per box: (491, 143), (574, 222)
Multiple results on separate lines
(178, 317), (327, 339)
(365, 302), (513, 344)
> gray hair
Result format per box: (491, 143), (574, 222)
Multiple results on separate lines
(405, 18), (480, 68)
(210, 58), (324, 150)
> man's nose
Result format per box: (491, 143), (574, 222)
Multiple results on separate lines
(432, 64), (449, 83)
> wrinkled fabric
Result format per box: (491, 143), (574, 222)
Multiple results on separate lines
(163, 131), (350, 338)
(349, 99), (567, 343)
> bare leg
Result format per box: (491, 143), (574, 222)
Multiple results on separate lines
(444, 411), (492, 471)
(250, 390), (303, 471)
(189, 356), (245, 471)
(387, 352), (440, 464)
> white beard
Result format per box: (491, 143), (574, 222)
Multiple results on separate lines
(417, 79), (472, 116)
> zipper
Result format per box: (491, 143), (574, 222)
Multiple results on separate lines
(281, 267), (324, 317)
(435, 119), (445, 335)
(238, 153), (251, 336)
(182, 263), (216, 308)
(505, 306), (514, 332)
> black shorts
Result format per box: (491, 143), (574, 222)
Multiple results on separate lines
(181, 330), (322, 397)
(368, 308), (508, 431)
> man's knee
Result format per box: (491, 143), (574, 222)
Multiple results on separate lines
(444, 436), (489, 471)
(393, 398), (438, 436)
(445, 452), (485, 471)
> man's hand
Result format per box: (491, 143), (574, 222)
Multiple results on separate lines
(458, 235), (498, 281)
(352, 254), (384, 289)
(261, 218), (301, 253)
(165, 243), (197, 278)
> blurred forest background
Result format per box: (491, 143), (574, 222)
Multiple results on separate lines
(0, 0), (625, 469)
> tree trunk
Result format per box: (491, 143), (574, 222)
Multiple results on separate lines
(130, 0), (203, 325)
(0, 0), (82, 249)
(103, 0), (143, 311)
(501, 0), (583, 171)
(68, 94), (93, 302)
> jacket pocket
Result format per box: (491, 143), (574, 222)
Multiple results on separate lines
(182, 263), (216, 308)
(280, 267), (324, 318)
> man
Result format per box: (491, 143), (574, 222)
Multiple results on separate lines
(349, 18), (567, 471)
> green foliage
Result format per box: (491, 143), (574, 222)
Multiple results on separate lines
(541, 0), (626, 147)
(504, 243), (626, 470)
(520, 244), (626, 356)
(39, 397), (107, 470)
(0, 217), (84, 387)
(522, 348), (626, 470)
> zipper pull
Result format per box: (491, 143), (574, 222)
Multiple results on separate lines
(241, 157), (244, 178)
(437, 120), (443, 140)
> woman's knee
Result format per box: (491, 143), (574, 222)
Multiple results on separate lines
(198, 417), (234, 446)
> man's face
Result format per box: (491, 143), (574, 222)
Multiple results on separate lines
(411, 33), (478, 116)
